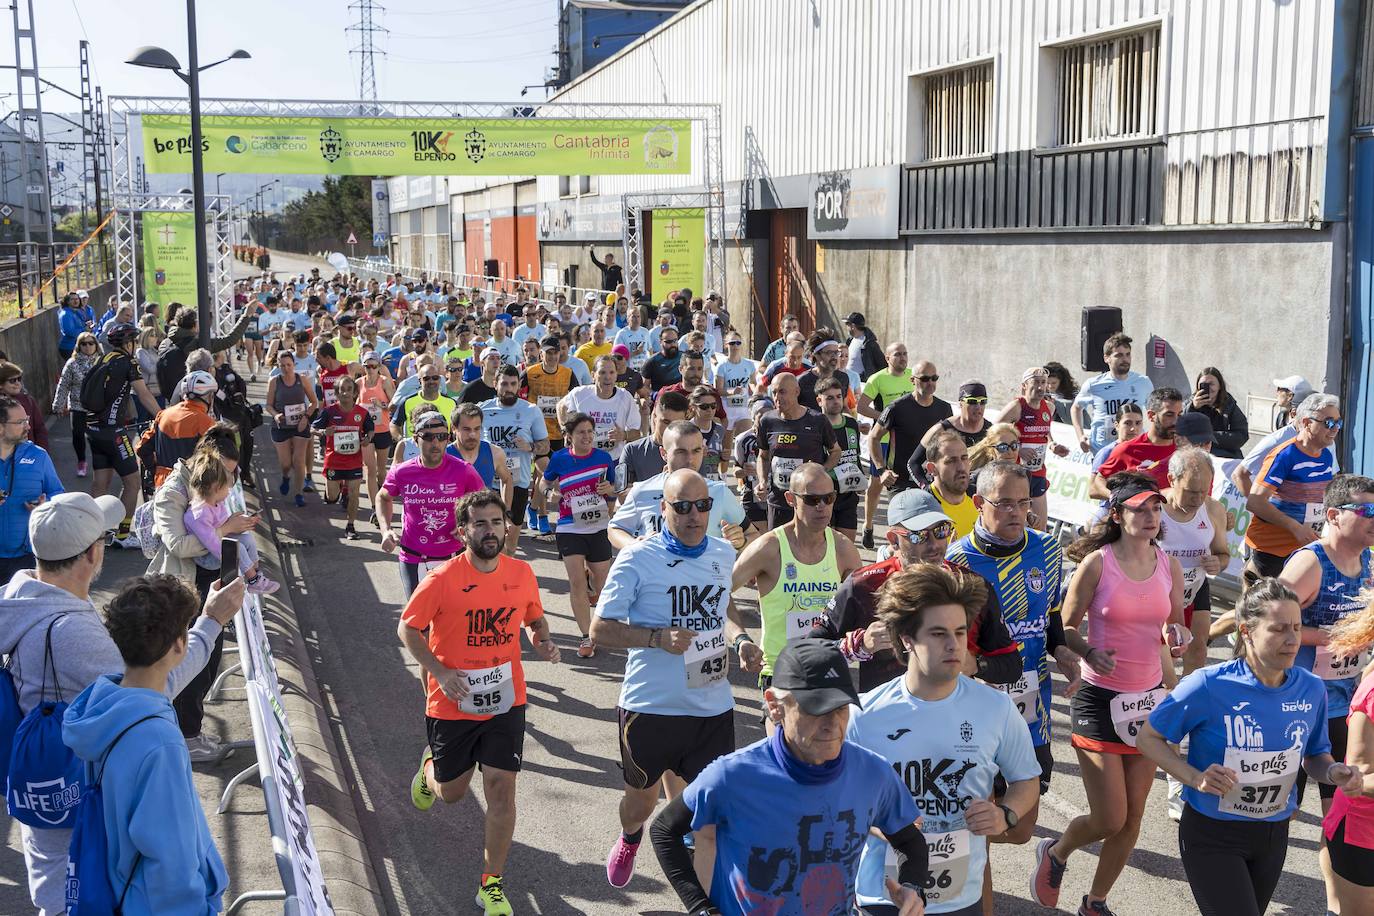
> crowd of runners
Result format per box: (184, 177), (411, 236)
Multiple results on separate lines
(5, 273), (1374, 916)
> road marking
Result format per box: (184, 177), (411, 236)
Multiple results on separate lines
(1040, 787), (1086, 821)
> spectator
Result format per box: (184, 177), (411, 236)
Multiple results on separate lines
(0, 492), (239, 915)
(1185, 365), (1248, 458)
(99, 302), (135, 348)
(183, 456), (278, 595)
(135, 328), (165, 408)
(588, 247), (624, 291)
(53, 331), (101, 476)
(62, 575), (230, 915)
(1272, 375), (1311, 431)
(142, 370), (219, 487)
(843, 311), (887, 381)
(58, 291), (89, 361)
(0, 360), (49, 452)
(212, 351), (256, 488)
(147, 427), (258, 761)
(0, 394), (62, 580)
(1044, 360), (1078, 423)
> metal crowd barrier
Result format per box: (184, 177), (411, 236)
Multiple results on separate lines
(343, 256), (614, 313)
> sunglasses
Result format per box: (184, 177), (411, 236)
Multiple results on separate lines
(993, 441), (1019, 453)
(727, 340), (743, 347)
(416, 431), (451, 442)
(1316, 418), (1344, 430)
(961, 396), (988, 405)
(446, 365), (463, 372)
(421, 375), (441, 381)
(790, 491), (837, 507)
(897, 521), (956, 544)
(668, 497), (714, 514)
(916, 374), (939, 382)
(693, 401), (719, 410)
(1337, 503), (1374, 519)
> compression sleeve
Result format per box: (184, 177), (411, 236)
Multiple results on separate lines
(885, 822), (930, 898)
(650, 796), (712, 912)
(1046, 608), (1067, 653)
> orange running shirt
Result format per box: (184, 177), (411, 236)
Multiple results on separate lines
(521, 364), (574, 439)
(400, 552), (545, 720)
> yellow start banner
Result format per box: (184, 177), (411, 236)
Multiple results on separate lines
(141, 114), (693, 176)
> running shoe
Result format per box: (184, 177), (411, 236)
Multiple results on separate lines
(249, 373), (257, 383)
(578, 636), (595, 659)
(861, 528), (875, 550)
(245, 575), (280, 596)
(279, 476), (290, 496)
(344, 524), (359, 540)
(605, 834), (639, 888)
(537, 515), (551, 536)
(1078, 897), (1117, 916)
(1030, 836), (1066, 908)
(76, 460), (88, 478)
(474, 875), (513, 916)
(295, 494), (306, 508)
(1166, 775), (1184, 823)
(526, 505), (539, 533)
(241, 474), (257, 491)
(411, 747), (435, 811)
(109, 531), (141, 551)
(302, 477), (316, 493)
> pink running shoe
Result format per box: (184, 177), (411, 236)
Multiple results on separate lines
(605, 834), (640, 888)
(246, 575), (280, 596)
(76, 461), (88, 477)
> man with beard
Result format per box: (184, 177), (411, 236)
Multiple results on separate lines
(401, 490), (560, 916)
(482, 366), (551, 555)
(642, 327), (683, 393)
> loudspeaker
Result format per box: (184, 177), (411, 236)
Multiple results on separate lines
(1081, 306), (1122, 373)
(483, 258), (499, 279)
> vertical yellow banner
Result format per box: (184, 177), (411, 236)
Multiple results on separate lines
(649, 208), (705, 296)
(141, 211), (199, 311)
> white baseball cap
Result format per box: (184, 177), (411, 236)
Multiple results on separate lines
(29, 493), (124, 561)
(584, 291), (599, 302)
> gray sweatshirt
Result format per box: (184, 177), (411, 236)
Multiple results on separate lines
(0, 571), (221, 715)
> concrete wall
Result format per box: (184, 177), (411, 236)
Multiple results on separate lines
(898, 228), (1339, 438)
(810, 239), (906, 348)
(0, 277), (115, 416)
(540, 240), (623, 294)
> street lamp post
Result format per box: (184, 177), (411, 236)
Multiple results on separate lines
(126, 10), (249, 347)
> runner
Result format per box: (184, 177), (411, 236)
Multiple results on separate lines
(848, 564), (1042, 916)
(811, 486), (1021, 690)
(521, 336), (576, 535)
(451, 402), (513, 503)
(1090, 387), (1185, 496)
(648, 638), (927, 915)
(730, 395), (774, 540)
(619, 390), (691, 491)
(1275, 473), (1374, 912)
(613, 305), (651, 371)
(379, 411), (487, 597)
(991, 367), (1069, 532)
(713, 329), (756, 439)
(1159, 448), (1231, 677)
(357, 351), (396, 526)
(1321, 601), (1374, 914)
(558, 355), (640, 461)
(541, 413), (617, 658)
(907, 380), (991, 487)
(83, 322), (162, 545)
(855, 341), (913, 547)
(1031, 473), (1188, 916)
(868, 360), (952, 495)
(1072, 333), (1154, 454)
(459, 348), (502, 404)
(922, 430), (977, 538)
(641, 326), (682, 393)
(481, 366), (550, 555)
(392, 360), (458, 440)
(1091, 404), (1144, 472)
(817, 376), (866, 542)
(265, 350), (319, 509)
(609, 420), (745, 550)
(312, 375), (373, 540)
(1244, 393), (1342, 580)
(400, 490), (560, 916)
(590, 469), (762, 889)
(1138, 578), (1353, 916)
(732, 462), (862, 721)
(756, 373), (840, 528)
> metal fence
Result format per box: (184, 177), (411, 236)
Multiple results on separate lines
(0, 241), (112, 320)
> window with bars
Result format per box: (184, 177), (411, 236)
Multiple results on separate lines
(923, 63), (994, 161)
(1055, 28), (1159, 146)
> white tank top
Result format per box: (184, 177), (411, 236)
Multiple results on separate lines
(1160, 502), (1215, 604)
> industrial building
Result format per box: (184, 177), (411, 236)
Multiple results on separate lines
(384, 0), (1374, 470)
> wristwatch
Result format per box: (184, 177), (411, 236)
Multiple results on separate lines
(997, 803), (1019, 830)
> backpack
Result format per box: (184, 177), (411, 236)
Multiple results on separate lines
(79, 353), (125, 417)
(66, 714), (162, 915)
(131, 500), (160, 560)
(861, 333), (888, 377)
(154, 344), (188, 399)
(7, 616), (82, 829)
(0, 659), (23, 788)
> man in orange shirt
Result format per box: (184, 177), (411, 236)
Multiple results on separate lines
(143, 370), (219, 487)
(398, 489), (559, 916)
(520, 336), (575, 534)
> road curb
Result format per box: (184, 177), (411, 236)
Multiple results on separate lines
(249, 465), (389, 915)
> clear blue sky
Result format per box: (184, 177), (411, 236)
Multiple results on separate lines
(9, 0), (562, 109)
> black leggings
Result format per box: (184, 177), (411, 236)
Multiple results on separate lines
(70, 409), (87, 462)
(1179, 805), (1289, 916)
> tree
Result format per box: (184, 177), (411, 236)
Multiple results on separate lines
(269, 176), (373, 254)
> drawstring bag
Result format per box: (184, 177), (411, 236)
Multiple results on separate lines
(66, 713), (161, 915)
(7, 617), (82, 828)
(0, 656), (22, 787)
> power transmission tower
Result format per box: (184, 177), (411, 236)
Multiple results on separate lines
(9, 0), (54, 243)
(346, 0), (387, 111)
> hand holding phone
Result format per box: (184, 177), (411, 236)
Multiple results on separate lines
(220, 537), (240, 588)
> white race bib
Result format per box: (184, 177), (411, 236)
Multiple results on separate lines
(456, 663), (515, 716)
(505, 452), (520, 473)
(835, 460), (865, 494)
(1019, 442), (1046, 471)
(595, 429), (616, 451)
(419, 557), (449, 578)
(284, 402), (306, 423)
(684, 628), (728, 689)
(570, 492), (606, 526)
(1314, 642), (1370, 681)
(537, 395), (558, 419)
(1305, 502), (1326, 534)
(1182, 566), (1205, 605)
(1217, 745), (1299, 819)
(726, 392), (747, 409)
(884, 829), (971, 907)
(1109, 687), (1166, 748)
(335, 430), (360, 455)
(998, 667), (1041, 725)
(786, 609), (827, 641)
(771, 456), (802, 490)
(323, 388), (338, 407)
(366, 402), (382, 423)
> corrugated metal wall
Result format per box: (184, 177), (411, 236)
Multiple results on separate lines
(543, 0), (1335, 228)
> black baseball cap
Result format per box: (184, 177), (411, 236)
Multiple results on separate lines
(958, 381), (988, 400)
(771, 638), (860, 715)
(845, 311), (866, 327)
(1174, 412), (1214, 445)
(540, 335), (561, 351)
(336, 313), (357, 326)
(407, 328), (430, 340)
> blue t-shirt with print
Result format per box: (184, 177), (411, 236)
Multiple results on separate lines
(1074, 371), (1154, 453)
(480, 397), (548, 489)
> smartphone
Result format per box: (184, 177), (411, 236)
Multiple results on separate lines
(220, 537), (240, 588)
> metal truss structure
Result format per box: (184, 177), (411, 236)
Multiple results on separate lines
(622, 190), (725, 298)
(111, 191), (231, 328)
(108, 95), (724, 326)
